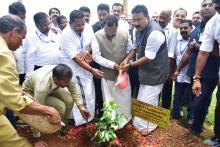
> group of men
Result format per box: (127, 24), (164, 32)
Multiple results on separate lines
(1, 0), (220, 146)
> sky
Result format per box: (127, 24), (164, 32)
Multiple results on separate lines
(0, 0), (202, 30)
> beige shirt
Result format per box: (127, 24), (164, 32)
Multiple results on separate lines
(22, 65), (82, 105)
(0, 36), (32, 114)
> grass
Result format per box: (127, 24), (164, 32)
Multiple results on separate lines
(160, 86), (217, 138)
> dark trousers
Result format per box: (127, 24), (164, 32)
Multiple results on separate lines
(128, 66), (139, 98)
(161, 79), (173, 109)
(192, 78), (218, 133)
(19, 73), (26, 85)
(215, 84), (220, 138)
(92, 62), (103, 117)
(173, 82), (194, 120)
(34, 65), (42, 70)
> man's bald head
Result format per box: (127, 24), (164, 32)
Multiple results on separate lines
(160, 9), (172, 18)
(158, 9), (172, 28)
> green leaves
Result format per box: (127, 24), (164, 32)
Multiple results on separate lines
(92, 100), (128, 144)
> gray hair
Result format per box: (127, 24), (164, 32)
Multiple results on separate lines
(0, 15), (26, 33)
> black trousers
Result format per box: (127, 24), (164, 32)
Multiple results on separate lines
(161, 79), (173, 109)
(215, 84), (220, 138)
(91, 62), (103, 117)
(192, 78), (217, 133)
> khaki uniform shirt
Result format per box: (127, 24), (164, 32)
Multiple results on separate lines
(0, 36), (32, 114)
(22, 65), (82, 105)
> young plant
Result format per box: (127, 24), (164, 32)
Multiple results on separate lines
(92, 100), (128, 144)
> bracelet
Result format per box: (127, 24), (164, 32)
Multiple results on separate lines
(193, 75), (201, 80)
(89, 67), (93, 72)
(193, 78), (200, 82)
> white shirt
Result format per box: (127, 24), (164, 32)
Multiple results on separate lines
(24, 29), (61, 76)
(175, 38), (191, 83)
(163, 24), (178, 58)
(14, 42), (26, 74)
(93, 29), (133, 69)
(59, 24), (98, 79)
(200, 14), (220, 53)
(133, 29), (165, 60)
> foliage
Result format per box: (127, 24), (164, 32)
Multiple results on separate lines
(92, 100), (128, 144)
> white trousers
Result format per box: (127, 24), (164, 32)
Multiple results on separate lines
(101, 78), (132, 129)
(133, 84), (163, 133)
(69, 76), (95, 126)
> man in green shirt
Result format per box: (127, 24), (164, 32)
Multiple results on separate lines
(22, 64), (90, 132)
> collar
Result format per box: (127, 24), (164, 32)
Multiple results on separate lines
(0, 36), (8, 47)
(49, 74), (58, 90)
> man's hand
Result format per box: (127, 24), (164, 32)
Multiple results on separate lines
(121, 63), (130, 72)
(78, 105), (90, 119)
(90, 68), (103, 79)
(192, 80), (202, 96)
(114, 63), (121, 71)
(120, 59), (128, 66)
(172, 70), (179, 81)
(46, 106), (61, 126)
(77, 51), (93, 64)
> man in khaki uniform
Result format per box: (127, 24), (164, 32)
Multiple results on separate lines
(0, 15), (61, 147)
(22, 64), (90, 127)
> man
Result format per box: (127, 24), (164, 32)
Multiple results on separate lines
(22, 64), (90, 135)
(92, 3), (110, 33)
(9, 1), (26, 85)
(151, 12), (159, 23)
(92, 3), (110, 117)
(173, 0), (218, 134)
(158, 9), (178, 109)
(7, 1), (27, 128)
(122, 5), (169, 135)
(111, 3), (129, 30)
(172, 8), (187, 29)
(172, 20), (194, 124)
(93, 15), (133, 129)
(56, 15), (68, 31)
(59, 10), (103, 126)
(192, 11), (201, 27)
(0, 14), (60, 147)
(49, 7), (60, 27)
(79, 6), (91, 24)
(24, 12), (61, 76)
(193, 0), (220, 146)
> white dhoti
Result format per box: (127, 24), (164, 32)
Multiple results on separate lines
(101, 78), (132, 129)
(133, 84), (163, 134)
(69, 76), (95, 126)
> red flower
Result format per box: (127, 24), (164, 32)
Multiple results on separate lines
(112, 138), (121, 146)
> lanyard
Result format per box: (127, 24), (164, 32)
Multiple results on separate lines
(35, 31), (54, 43)
(179, 40), (188, 55)
(136, 23), (150, 49)
(80, 33), (83, 49)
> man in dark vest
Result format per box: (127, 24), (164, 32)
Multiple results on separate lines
(121, 5), (169, 135)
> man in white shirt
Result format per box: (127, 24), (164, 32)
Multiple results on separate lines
(122, 5), (169, 135)
(24, 12), (61, 77)
(59, 10), (103, 126)
(193, 0), (220, 145)
(111, 3), (130, 30)
(158, 9), (178, 110)
(172, 20), (194, 124)
(9, 2), (26, 85)
(93, 15), (133, 129)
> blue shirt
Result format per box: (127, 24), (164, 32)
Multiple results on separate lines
(187, 21), (219, 79)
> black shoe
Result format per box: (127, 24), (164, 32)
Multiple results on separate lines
(191, 130), (200, 137)
(59, 127), (68, 136)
